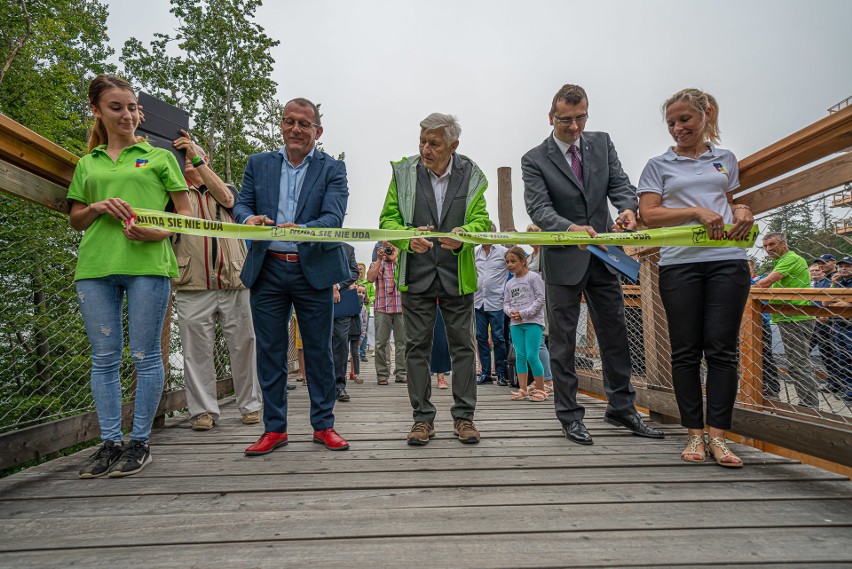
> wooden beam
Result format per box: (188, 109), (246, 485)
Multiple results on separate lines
(0, 158), (70, 213)
(738, 105), (852, 192)
(735, 152), (852, 215)
(497, 166), (514, 231)
(0, 379), (234, 471)
(762, 305), (852, 319)
(750, 288), (852, 302)
(0, 113), (77, 187)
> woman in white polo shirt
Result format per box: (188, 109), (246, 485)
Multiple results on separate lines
(637, 88), (754, 468)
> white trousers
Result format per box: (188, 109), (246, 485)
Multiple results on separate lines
(175, 289), (262, 420)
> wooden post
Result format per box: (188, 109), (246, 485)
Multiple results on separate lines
(638, 251), (678, 424)
(497, 167), (514, 231)
(738, 296), (765, 411)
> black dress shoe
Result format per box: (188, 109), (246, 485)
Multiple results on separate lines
(562, 420), (593, 445)
(604, 412), (665, 439)
(287, 383), (297, 391)
(336, 387), (350, 402)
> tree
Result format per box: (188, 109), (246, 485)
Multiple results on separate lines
(120, 0), (279, 184)
(0, 0), (117, 431)
(0, 0), (114, 154)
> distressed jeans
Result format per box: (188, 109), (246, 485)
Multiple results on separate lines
(76, 275), (170, 443)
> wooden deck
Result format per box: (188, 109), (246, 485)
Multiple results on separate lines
(2, 363), (851, 568)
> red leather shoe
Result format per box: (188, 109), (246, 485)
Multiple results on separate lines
(244, 432), (288, 456)
(313, 427), (350, 451)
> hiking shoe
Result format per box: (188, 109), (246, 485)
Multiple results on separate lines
(107, 441), (152, 478)
(453, 418), (480, 444)
(407, 422), (436, 446)
(191, 413), (214, 431)
(78, 440), (123, 479)
(242, 410), (261, 425)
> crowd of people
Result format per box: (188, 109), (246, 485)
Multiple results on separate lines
(68, 74), (849, 480)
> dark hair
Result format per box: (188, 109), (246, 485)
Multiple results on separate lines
(505, 246), (528, 266)
(87, 74), (137, 153)
(283, 97), (322, 127)
(550, 84), (588, 114)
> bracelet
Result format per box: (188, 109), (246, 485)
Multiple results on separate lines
(191, 156), (204, 167)
(732, 204), (750, 211)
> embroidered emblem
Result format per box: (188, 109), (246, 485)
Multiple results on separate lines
(712, 162), (726, 173)
(135, 159), (149, 168)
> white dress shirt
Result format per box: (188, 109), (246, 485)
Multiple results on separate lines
(427, 155), (453, 221)
(473, 244), (508, 311)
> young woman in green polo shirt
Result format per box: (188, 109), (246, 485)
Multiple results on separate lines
(69, 74), (191, 479)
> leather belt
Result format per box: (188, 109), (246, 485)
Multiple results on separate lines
(267, 251), (300, 262)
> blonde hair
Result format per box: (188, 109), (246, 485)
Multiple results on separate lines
(86, 74), (139, 153)
(663, 88), (721, 145)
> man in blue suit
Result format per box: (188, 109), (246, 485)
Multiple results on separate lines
(233, 97), (351, 455)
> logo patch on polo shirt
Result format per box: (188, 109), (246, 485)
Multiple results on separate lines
(135, 159), (149, 168)
(712, 162), (726, 173)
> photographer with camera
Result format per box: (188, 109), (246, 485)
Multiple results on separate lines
(367, 242), (406, 385)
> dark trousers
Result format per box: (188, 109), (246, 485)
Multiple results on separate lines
(402, 280), (477, 423)
(332, 316), (350, 387)
(250, 257), (336, 432)
(475, 308), (507, 379)
(547, 256), (636, 424)
(659, 260), (750, 430)
(761, 319), (780, 397)
(349, 338), (360, 375)
(812, 321), (842, 390)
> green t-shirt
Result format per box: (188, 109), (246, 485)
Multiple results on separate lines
(768, 250), (814, 323)
(66, 141), (188, 281)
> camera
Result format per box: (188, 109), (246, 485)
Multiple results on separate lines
(383, 246), (394, 256)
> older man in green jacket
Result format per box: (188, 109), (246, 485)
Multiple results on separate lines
(379, 112), (491, 446)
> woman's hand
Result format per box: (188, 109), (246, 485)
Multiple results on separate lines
(728, 206), (754, 241)
(510, 310), (522, 320)
(693, 207), (725, 241)
(123, 217), (171, 241)
(91, 198), (135, 223)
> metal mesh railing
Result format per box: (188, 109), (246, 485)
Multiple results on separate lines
(579, 187), (852, 428)
(0, 194), (242, 433)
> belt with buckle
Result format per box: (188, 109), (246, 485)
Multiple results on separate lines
(267, 251), (300, 262)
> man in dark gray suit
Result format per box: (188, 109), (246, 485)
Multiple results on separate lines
(379, 113), (492, 446)
(522, 84), (664, 445)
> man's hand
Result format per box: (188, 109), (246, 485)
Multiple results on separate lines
(568, 224), (602, 251)
(333, 285), (341, 303)
(245, 215), (275, 226)
(438, 227), (464, 250)
(613, 209), (637, 232)
(173, 129), (198, 161)
(410, 226), (434, 254)
(277, 222), (300, 228)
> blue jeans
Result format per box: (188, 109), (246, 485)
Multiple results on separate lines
(475, 308), (507, 378)
(539, 335), (552, 381)
(833, 323), (852, 393)
(76, 275), (170, 444)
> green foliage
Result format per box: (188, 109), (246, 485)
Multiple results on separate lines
(120, 0), (280, 185)
(0, 0), (115, 154)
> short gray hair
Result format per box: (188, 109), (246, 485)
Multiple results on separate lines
(419, 113), (461, 145)
(763, 231), (787, 244)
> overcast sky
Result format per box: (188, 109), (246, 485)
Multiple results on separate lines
(105, 0), (852, 263)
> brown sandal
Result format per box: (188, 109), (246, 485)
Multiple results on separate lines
(681, 434), (706, 464)
(528, 389), (548, 402)
(708, 436), (743, 468)
(377, 378), (389, 385)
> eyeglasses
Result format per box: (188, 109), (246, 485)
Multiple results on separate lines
(552, 114), (588, 126)
(281, 118), (318, 130)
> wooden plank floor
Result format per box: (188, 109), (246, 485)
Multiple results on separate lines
(1, 361), (851, 568)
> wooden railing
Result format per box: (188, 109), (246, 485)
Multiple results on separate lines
(1, 106), (851, 471)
